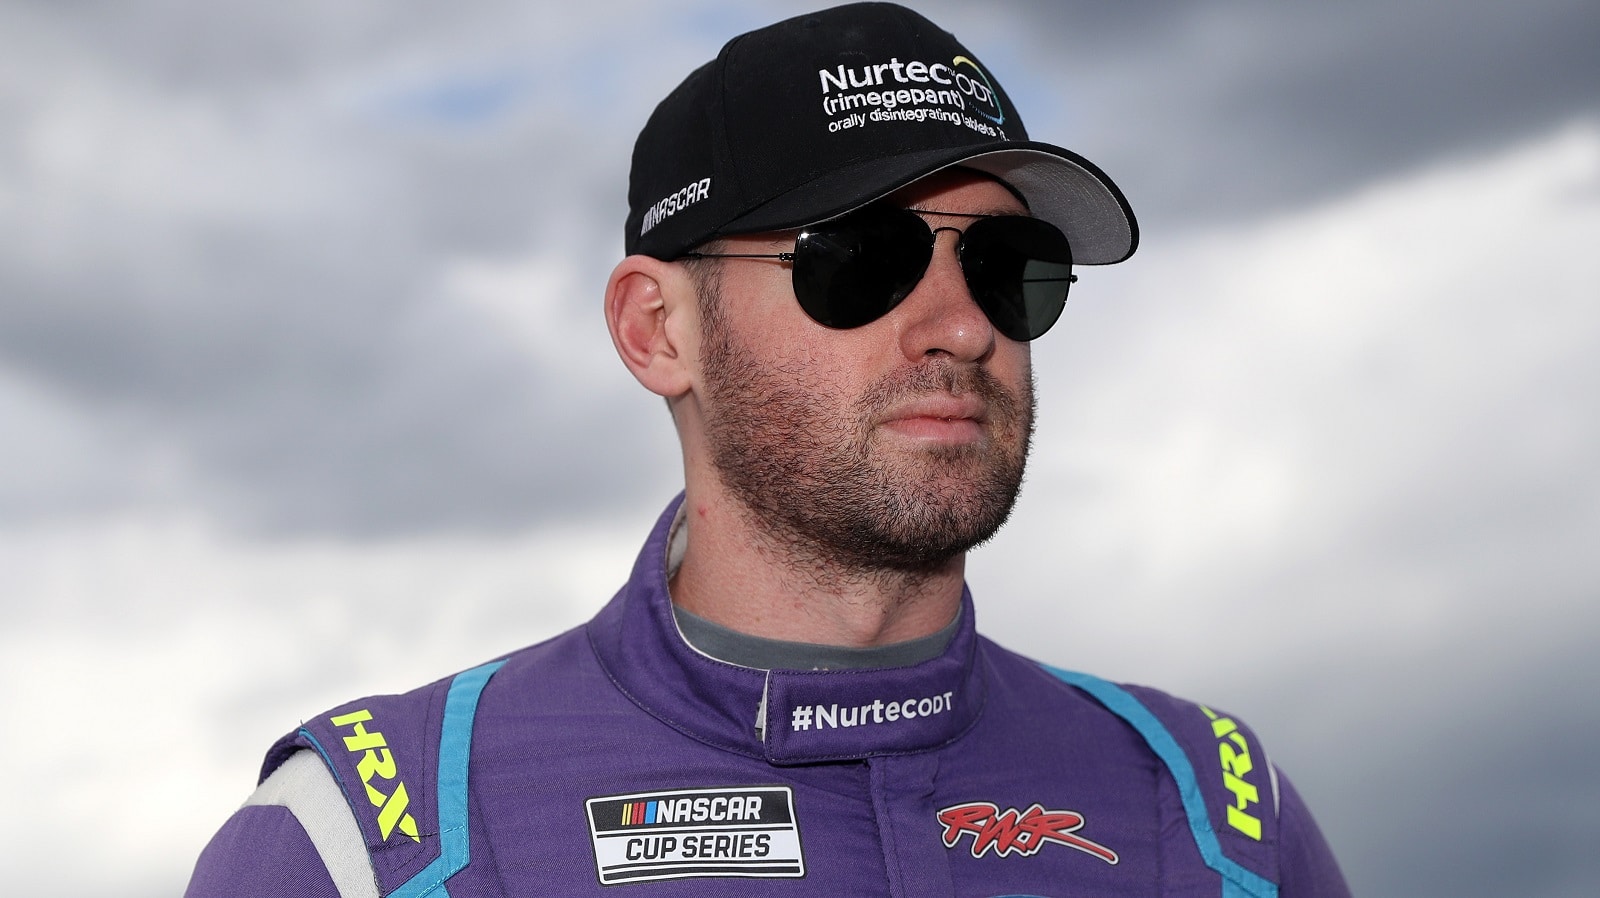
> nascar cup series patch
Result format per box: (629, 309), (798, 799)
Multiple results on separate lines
(585, 786), (805, 885)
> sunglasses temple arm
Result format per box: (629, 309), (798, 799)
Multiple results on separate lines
(680, 252), (797, 261)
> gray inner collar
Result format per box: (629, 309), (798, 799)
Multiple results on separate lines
(672, 602), (959, 671)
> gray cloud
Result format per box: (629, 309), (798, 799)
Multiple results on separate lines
(1, 0), (705, 535)
(961, 0), (1600, 223)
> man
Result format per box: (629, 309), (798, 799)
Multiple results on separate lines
(188, 4), (1349, 896)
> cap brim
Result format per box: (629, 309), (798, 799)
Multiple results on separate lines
(717, 141), (1138, 265)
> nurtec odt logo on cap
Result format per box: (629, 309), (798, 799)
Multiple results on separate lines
(817, 54), (1007, 138)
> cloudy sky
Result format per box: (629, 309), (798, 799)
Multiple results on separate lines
(2, 1), (1597, 895)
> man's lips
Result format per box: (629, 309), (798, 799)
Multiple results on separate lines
(877, 396), (988, 440)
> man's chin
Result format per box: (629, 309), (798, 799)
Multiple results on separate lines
(870, 480), (1022, 554)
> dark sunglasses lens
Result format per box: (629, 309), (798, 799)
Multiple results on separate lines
(961, 216), (1074, 341)
(792, 208), (932, 329)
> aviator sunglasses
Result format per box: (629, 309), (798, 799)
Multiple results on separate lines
(682, 203), (1077, 342)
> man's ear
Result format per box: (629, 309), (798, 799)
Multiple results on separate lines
(605, 254), (696, 399)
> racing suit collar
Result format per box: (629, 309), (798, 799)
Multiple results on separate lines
(587, 493), (987, 765)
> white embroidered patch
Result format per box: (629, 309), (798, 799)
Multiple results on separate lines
(585, 786), (804, 885)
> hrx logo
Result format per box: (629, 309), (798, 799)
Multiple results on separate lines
(329, 709), (420, 843)
(1200, 706), (1264, 840)
(937, 802), (1118, 865)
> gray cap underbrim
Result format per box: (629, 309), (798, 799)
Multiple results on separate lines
(715, 142), (1138, 266)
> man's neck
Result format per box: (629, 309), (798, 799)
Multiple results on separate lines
(667, 492), (966, 648)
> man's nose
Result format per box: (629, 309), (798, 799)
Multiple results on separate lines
(894, 228), (996, 363)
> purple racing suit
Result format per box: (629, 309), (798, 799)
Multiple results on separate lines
(187, 497), (1349, 897)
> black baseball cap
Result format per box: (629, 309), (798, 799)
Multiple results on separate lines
(625, 2), (1137, 265)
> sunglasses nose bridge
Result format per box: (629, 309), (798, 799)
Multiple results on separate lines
(927, 224), (970, 263)
(922, 223), (971, 287)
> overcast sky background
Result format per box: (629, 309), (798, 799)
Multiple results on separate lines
(2, 1), (1597, 895)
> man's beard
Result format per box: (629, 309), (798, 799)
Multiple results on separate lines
(699, 298), (1035, 577)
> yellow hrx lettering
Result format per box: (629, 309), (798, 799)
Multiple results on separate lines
(332, 709), (388, 753)
(1223, 774), (1264, 840)
(377, 781), (420, 841)
(1219, 734), (1253, 779)
(357, 747), (398, 784)
(329, 709), (421, 843)
(1200, 706), (1263, 841)
(1209, 715), (1238, 739)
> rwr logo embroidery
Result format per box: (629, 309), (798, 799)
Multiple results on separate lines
(937, 802), (1119, 865)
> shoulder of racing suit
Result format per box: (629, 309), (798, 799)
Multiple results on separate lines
(1038, 664), (1285, 898)
(261, 658), (506, 898)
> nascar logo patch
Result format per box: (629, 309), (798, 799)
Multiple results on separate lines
(585, 786), (805, 885)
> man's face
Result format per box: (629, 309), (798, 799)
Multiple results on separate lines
(694, 169), (1036, 574)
